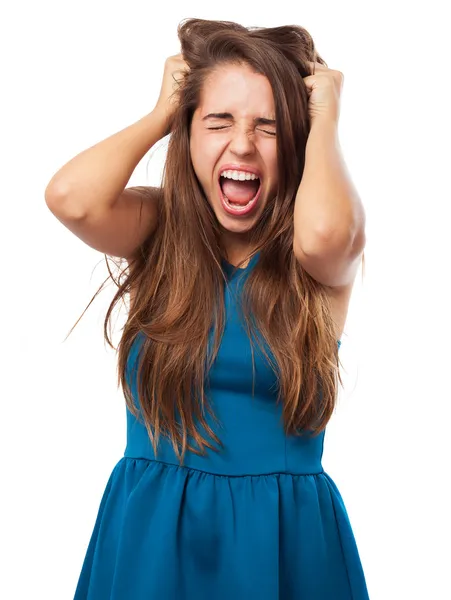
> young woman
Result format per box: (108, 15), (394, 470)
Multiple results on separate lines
(46, 18), (369, 600)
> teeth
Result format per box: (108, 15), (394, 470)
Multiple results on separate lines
(220, 170), (259, 181)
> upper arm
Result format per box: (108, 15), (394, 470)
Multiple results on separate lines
(46, 186), (161, 261)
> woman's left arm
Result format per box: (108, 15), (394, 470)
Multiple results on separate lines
(293, 62), (366, 288)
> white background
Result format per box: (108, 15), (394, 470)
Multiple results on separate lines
(1, 1), (450, 598)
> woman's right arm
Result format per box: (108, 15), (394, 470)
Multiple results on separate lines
(45, 54), (189, 262)
(44, 108), (167, 262)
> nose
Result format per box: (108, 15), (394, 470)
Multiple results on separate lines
(228, 127), (256, 157)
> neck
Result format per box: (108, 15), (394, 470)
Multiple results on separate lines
(221, 230), (254, 266)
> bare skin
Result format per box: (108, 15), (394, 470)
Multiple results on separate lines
(189, 63), (279, 266)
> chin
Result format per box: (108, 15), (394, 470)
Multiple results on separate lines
(218, 215), (256, 233)
(211, 203), (263, 235)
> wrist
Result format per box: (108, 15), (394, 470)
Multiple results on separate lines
(310, 115), (339, 131)
(151, 104), (173, 136)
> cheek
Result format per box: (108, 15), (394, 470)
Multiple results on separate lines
(192, 140), (221, 185)
(262, 153), (278, 187)
(269, 156), (279, 185)
(190, 141), (216, 200)
(189, 138), (205, 183)
(258, 140), (277, 170)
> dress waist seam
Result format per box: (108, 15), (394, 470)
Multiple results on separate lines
(122, 454), (324, 479)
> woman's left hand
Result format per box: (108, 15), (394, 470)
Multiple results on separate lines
(303, 61), (344, 124)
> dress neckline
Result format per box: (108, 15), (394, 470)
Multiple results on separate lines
(222, 251), (260, 279)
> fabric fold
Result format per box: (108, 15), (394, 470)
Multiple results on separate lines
(75, 458), (369, 600)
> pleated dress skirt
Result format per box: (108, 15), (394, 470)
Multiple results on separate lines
(74, 255), (369, 599)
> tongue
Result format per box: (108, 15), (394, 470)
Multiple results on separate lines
(222, 178), (260, 204)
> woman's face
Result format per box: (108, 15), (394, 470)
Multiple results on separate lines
(190, 63), (278, 240)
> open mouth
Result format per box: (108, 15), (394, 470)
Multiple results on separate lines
(218, 171), (262, 216)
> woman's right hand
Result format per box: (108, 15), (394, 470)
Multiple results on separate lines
(154, 53), (190, 135)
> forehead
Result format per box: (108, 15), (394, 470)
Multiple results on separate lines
(197, 63), (275, 119)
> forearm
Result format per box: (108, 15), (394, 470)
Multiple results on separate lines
(45, 108), (168, 218)
(293, 117), (365, 253)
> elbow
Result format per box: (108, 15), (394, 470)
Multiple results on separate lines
(45, 176), (71, 204)
(45, 180), (86, 221)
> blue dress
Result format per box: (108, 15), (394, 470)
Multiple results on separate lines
(74, 252), (369, 599)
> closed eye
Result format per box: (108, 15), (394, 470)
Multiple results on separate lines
(207, 126), (276, 136)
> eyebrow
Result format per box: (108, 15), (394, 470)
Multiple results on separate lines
(202, 112), (276, 126)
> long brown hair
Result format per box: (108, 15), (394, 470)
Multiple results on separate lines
(67, 18), (365, 463)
